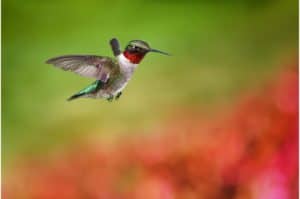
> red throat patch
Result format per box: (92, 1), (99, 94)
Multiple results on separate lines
(123, 51), (145, 64)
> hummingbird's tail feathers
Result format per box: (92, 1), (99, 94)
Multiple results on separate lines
(67, 80), (103, 101)
(67, 93), (86, 101)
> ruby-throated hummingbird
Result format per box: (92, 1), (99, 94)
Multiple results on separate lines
(46, 38), (169, 101)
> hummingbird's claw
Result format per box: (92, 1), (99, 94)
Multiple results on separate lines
(107, 95), (114, 102)
(115, 92), (122, 100)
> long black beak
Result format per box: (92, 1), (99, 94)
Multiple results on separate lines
(149, 48), (170, 56)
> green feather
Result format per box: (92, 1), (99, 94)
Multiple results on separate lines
(67, 80), (103, 101)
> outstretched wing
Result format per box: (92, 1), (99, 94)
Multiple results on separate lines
(46, 55), (119, 82)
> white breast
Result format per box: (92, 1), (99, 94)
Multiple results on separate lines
(111, 54), (139, 95)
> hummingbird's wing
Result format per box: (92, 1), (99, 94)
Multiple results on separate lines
(110, 38), (121, 56)
(46, 55), (119, 82)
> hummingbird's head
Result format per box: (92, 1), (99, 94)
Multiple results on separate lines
(123, 40), (170, 64)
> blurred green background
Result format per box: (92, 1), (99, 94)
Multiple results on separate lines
(2, 0), (298, 166)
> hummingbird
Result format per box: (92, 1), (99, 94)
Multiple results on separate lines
(46, 38), (170, 101)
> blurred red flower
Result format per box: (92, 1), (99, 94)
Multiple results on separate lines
(3, 67), (298, 199)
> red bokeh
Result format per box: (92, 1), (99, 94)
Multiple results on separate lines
(3, 67), (298, 199)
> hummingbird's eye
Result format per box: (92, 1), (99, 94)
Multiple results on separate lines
(127, 45), (141, 52)
(128, 45), (136, 50)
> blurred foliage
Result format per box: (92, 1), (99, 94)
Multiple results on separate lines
(4, 69), (298, 199)
(2, 0), (298, 165)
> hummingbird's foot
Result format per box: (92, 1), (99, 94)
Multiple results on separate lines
(115, 92), (122, 100)
(107, 95), (114, 102)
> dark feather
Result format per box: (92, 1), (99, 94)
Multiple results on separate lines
(110, 38), (121, 56)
